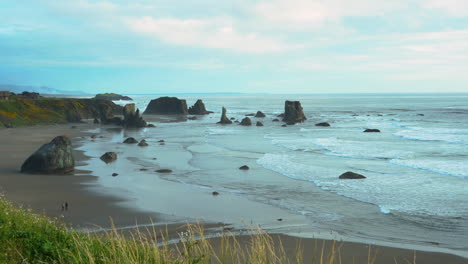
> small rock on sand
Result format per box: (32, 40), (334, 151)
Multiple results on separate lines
(156, 169), (173, 173)
(239, 165), (250, 170)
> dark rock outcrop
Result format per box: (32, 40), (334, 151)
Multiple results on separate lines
(339, 171), (366, 179)
(144, 97), (188, 115)
(364, 129), (380, 133)
(156, 169), (173, 173)
(245, 113), (255, 116)
(122, 104), (147, 128)
(217, 107), (232, 124)
(95, 93), (132, 101)
(256, 121), (264, 126)
(272, 119), (280, 122)
(239, 165), (250, 170)
(21, 136), (74, 174)
(147, 124), (156, 127)
(277, 113), (285, 118)
(315, 122), (330, 127)
(100, 152), (117, 163)
(138, 139), (148, 147)
(281, 124), (287, 127)
(283, 101), (306, 124)
(188, 99), (212, 115)
(93, 118), (100, 124)
(212, 191), (219, 196)
(240, 117), (252, 126)
(112, 173), (118, 177)
(123, 137), (138, 144)
(255, 111), (266, 118)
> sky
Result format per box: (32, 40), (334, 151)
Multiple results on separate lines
(1, 0), (468, 94)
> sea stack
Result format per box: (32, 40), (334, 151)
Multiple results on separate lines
(282, 101), (306, 124)
(20, 136), (75, 174)
(143, 97), (188, 115)
(122, 104), (147, 128)
(188, 99), (212, 115)
(217, 107), (233, 124)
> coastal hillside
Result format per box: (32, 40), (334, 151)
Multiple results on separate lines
(0, 97), (122, 127)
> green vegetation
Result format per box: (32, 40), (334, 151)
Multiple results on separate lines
(0, 195), (386, 264)
(0, 98), (120, 127)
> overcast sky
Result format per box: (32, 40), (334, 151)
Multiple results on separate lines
(1, 0), (468, 94)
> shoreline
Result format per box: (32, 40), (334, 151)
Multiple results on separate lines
(0, 123), (467, 263)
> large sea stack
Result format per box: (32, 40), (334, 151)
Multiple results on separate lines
(122, 104), (147, 128)
(188, 99), (212, 115)
(283, 101), (306, 124)
(143, 97), (188, 115)
(20, 136), (75, 174)
(217, 107), (232, 124)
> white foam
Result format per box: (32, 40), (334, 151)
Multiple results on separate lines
(390, 159), (468, 178)
(394, 127), (468, 144)
(257, 153), (468, 217)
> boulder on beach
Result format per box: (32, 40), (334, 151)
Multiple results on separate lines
(100, 152), (117, 163)
(281, 124), (287, 127)
(245, 113), (255, 116)
(364, 129), (380, 133)
(112, 173), (118, 177)
(123, 137), (138, 144)
(256, 121), (264, 126)
(255, 111), (266, 118)
(188, 99), (212, 115)
(147, 124), (156, 127)
(93, 118), (100, 124)
(143, 97), (188, 115)
(212, 191), (219, 196)
(240, 117), (252, 126)
(122, 104), (147, 128)
(283, 101), (306, 124)
(315, 122), (330, 127)
(20, 136), (75, 174)
(188, 116), (197, 120)
(272, 119), (280, 122)
(339, 171), (366, 179)
(138, 139), (148, 147)
(217, 107), (233, 124)
(239, 165), (250, 170)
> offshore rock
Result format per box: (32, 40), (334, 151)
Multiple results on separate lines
(100, 152), (117, 163)
(339, 171), (366, 179)
(122, 104), (147, 128)
(144, 97), (188, 115)
(188, 99), (212, 115)
(217, 107), (232, 124)
(240, 117), (252, 126)
(255, 111), (266, 118)
(283, 101), (306, 124)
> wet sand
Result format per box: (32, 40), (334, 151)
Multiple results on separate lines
(0, 123), (467, 263)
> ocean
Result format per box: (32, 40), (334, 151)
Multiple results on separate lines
(77, 93), (468, 256)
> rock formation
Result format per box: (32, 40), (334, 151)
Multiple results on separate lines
(143, 97), (188, 115)
(239, 165), (250, 170)
(272, 119), (280, 122)
(256, 121), (264, 126)
(138, 139), (148, 147)
(188, 99), (212, 115)
(156, 169), (173, 173)
(122, 104), (147, 128)
(240, 117), (252, 126)
(100, 152), (117, 163)
(123, 137), (138, 144)
(217, 107), (232, 124)
(255, 111), (266, 118)
(283, 101), (306, 124)
(95, 93), (132, 101)
(315, 122), (330, 127)
(364, 129), (380, 133)
(339, 171), (366, 179)
(21, 136), (74, 174)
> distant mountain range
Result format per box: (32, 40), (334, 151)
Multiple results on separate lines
(0, 84), (87, 95)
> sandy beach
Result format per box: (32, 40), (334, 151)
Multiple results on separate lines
(0, 122), (467, 263)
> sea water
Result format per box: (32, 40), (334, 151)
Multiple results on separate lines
(77, 93), (468, 256)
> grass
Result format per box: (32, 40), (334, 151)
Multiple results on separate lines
(0, 194), (405, 264)
(0, 98), (120, 127)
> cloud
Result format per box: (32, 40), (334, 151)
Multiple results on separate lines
(423, 0), (468, 17)
(126, 16), (302, 53)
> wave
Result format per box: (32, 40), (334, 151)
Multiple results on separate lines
(394, 127), (468, 144)
(390, 159), (468, 178)
(257, 153), (468, 217)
